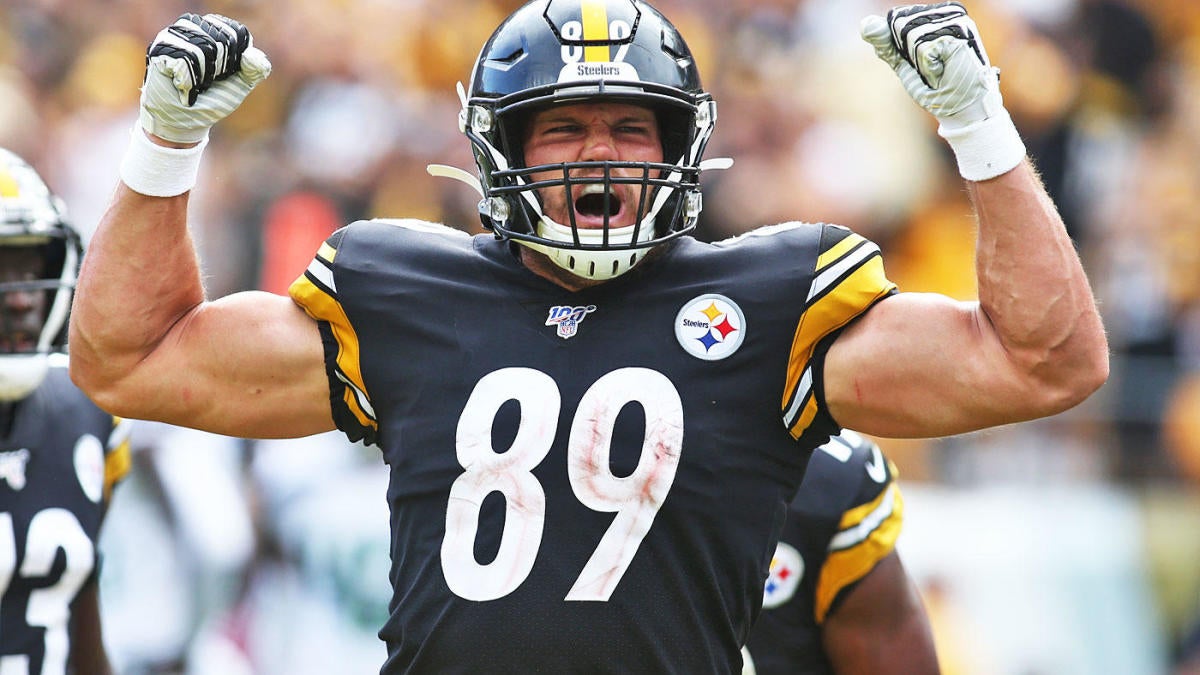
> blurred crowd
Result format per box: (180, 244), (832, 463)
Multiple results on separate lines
(2, 0), (1199, 672)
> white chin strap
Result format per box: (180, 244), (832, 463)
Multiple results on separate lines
(0, 354), (49, 401)
(520, 212), (659, 281)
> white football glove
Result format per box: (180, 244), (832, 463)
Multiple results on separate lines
(861, 2), (1025, 181)
(139, 13), (271, 144)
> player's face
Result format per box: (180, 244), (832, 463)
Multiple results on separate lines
(522, 102), (663, 230)
(0, 246), (48, 354)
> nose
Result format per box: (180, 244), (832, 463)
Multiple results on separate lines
(4, 288), (37, 313)
(580, 126), (619, 162)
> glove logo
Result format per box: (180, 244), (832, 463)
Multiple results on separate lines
(762, 541), (803, 608)
(674, 294), (745, 361)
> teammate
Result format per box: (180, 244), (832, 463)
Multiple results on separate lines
(69, 2), (1107, 672)
(742, 430), (939, 675)
(0, 148), (132, 675)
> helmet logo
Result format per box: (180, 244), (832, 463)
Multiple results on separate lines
(546, 304), (597, 340)
(557, 1), (639, 82)
(674, 294), (746, 361)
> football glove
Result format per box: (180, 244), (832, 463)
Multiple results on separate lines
(861, 3), (1025, 181)
(138, 13), (271, 144)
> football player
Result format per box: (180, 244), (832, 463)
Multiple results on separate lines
(0, 148), (132, 675)
(743, 431), (939, 675)
(69, 1), (1106, 672)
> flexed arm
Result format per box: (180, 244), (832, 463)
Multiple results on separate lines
(824, 3), (1109, 437)
(70, 14), (334, 438)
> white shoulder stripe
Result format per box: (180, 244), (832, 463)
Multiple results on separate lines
(306, 258), (336, 293)
(372, 218), (472, 238)
(807, 240), (880, 303)
(109, 417), (134, 450)
(783, 366), (813, 426)
(713, 221), (811, 246)
(828, 483), (896, 552)
(336, 370), (376, 421)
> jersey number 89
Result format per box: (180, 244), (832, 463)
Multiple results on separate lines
(442, 367), (683, 602)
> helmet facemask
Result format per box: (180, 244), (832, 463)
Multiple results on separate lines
(430, 0), (729, 282)
(489, 98), (713, 279)
(0, 148), (80, 401)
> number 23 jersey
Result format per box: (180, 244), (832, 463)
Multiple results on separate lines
(0, 357), (132, 673)
(289, 220), (896, 674)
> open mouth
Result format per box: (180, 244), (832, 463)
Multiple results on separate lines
(0, 336), (35, 352)
(574, 184), (623, 221)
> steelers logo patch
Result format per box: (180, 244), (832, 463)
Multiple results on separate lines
(674, 294), (746, 360)
(74, 434), (105, 504)
(762, 542), (804, 609)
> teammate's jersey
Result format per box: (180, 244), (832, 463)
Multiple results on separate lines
(289, 220), (896, 674)
(743, 430), (904, 675)
(0, 356), (132, 674)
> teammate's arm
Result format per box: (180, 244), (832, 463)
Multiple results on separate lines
(67, 579), (112, 675)
(821, 551), (939, 675)
(823, 4), (1108, 438)
(69, 15), (334, 438)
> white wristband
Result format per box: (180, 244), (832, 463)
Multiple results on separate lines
(119, 125), (209, 197)
(937, 110), (1027, 182)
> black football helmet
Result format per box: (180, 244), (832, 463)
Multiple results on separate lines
(448, 0), (722, 280)
(0, 148), (81, 400)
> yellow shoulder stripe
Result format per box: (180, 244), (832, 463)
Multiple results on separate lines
(813, 483), (904, 623)
(104, 420), (133, 502)
(783, 232), (896, 438)
(289, 272), (376, 433)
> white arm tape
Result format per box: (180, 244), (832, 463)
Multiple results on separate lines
(937, 109), (1027, 182)
(119, 125), (209, 197)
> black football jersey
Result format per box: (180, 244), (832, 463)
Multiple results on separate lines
(743, 430), (904, 675)
(289, 220), (896, 674)
(0, 356), (132, 674)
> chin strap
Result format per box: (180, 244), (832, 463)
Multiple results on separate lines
(426, 164), (484, 197)
(699, 157), (734, 171)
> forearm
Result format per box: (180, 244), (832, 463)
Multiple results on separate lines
(72, 11), (265, 393)
(70, 184), (205, 400)
(969, 161), (1109, 403)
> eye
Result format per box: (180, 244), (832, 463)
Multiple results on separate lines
(541, 123), (582, 136)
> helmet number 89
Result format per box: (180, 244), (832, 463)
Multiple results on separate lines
(560, 20), (633, 64)
(441, 367), (682, 602)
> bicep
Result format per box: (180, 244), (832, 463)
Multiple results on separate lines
(824, 292), (1032, 438)
(119, 291), (334, 438)
(821, 552), (940, 675)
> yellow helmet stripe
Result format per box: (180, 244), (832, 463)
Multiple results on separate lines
(582, 0), (609, 62)
(0, 170), (20, 198)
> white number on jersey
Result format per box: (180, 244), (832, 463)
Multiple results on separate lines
(442, 367), (684, 602)
(0, 509), (95, 675)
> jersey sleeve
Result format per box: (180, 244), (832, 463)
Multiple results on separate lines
(809, 436), (904, 624)
(288, 228), (379, 446)
(103, 416), (133, 502)
(781, 225), (897, 441)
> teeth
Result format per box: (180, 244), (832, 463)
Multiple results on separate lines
(580, 184), (611, 196)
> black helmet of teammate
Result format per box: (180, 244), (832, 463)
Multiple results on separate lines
(462, 0), (718, 281)
(0, 148), (81, 400)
